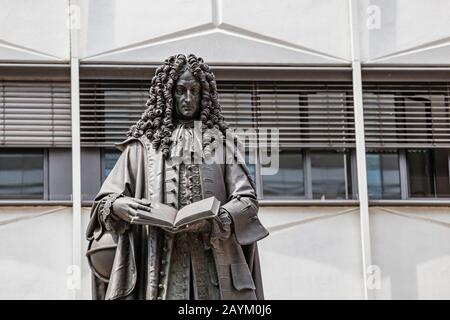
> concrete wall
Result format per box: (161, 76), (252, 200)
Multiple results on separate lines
(77, 0), (351, 64)
(0, 0), (70, 62)
(0, 206), (73, 299)
(0, 205), (366, 299)
(1, 0), (449, 65)
(258, 206), (364, 299)
(2, 205), (449, 299)
(369, 206), (450, 299)
(358, 0), (450, 64)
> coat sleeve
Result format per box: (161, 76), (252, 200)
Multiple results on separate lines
(86, 139), (144, 241)
(220, 134), (269, 245)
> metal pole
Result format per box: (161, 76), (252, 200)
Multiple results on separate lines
(348, 0), (373, 300)
(69, 0), (81, 300)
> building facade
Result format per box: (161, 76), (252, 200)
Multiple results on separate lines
(0, 0), (449, 299)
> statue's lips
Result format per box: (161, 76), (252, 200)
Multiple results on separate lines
(181, 105), (193, 111)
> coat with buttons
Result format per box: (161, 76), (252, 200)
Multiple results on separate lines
(86, 133), (269, 300)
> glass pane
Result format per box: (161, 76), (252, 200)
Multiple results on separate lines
(262, 149), (304, 198)
(407, 150), (434, 197)
(434, 149), (450, 197)
(367, 152), (401, 199)
(103, 150), (121, 180)
(0, 150), (44, 199)
(245, 151), (257, 187)
(311, 151), (347, 200)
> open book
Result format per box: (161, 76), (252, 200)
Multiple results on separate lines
(131, 196), (221, 230)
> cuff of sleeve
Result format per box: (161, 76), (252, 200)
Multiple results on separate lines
(218, 208), (232, 227)
(99, 193), (129, 234)
(221, 197), (269, 245)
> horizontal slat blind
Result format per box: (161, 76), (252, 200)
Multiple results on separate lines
(363, 82), (450, 148)
(80, 79), (355, 147)
(0, 80), (71, 147)
(80, 80), (148, 146)
(218, 82), (258, 146)
(219, 81), (355, 147)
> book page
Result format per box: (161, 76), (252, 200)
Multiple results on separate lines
(174, 197), (220, 227)
(134, 202), (178, 228)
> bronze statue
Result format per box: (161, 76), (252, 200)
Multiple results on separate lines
(86, 54), (269, 300)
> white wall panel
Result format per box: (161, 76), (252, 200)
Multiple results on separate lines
(0, 206), (73, 299)
(258, 206), (365, 299)
(85, 30), (341, 64)
(358, 0), (450, 64)
(1, 0), (449, 65)
(78, 0), (213, 60)
(370, 207), (450, 299)
(79, 0), (349, 64)
(2, 205), (450, 300)
(221, 0), (351, 61)
(0, 0), (70, 62)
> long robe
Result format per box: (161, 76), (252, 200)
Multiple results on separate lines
(86, 131), (269, 300)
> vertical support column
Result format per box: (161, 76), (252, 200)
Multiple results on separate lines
(69, 0), (81, 300)
(348, 0), (373, 300)
(352, 61), (373, 300)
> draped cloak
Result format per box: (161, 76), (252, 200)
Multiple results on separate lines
(85, 129), (269, 300)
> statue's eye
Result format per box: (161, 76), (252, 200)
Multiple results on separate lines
(176, 87), (185, 95)
(191, 87), (199, 95)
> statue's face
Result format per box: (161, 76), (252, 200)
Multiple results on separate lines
(173, 69), (201, 120)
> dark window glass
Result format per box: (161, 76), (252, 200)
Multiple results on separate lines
(262, 149), (304, 198)
(434, 149), (450, 197)
(0, 150), (44, 199)
(310, 151), (350, 200)
(367, 152), (401, 199)
(407, 149), (450, 198)
(245, 152), (257, 187)
(103, 150), (121, 180)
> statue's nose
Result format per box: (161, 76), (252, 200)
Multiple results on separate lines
(185, 91), (192, 103)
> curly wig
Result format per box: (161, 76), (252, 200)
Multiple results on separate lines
(127, 53), (229, 158)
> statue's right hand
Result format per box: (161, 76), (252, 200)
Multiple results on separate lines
(111, 197), (152, 223)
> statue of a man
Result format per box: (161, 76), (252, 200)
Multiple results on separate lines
(86, 54), (269, 300)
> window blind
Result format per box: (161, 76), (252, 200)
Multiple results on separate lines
(0, 80), (71, 147)
(80, 79), (355, 148)
(363, 82), (450, 148)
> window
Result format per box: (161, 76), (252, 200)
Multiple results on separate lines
(310, 150), (352, 200)
(262, 149), (304, 199)
(80, 80), (147, 147)
(103, 89), (147, 145)
(81, 80), (355, 148)
(364, 81), (450, 200)
(434, 149), (450, 197)
(407, 149), (450, 198)
(245, 151), (257, 186)
(103, 149), (121, 181)
(0, 149), (44, 199)
(0, 80), (71, 147)
(366, 151), (401, 199)
(363, 82), (450, 148)
(82, 78), (358, 201)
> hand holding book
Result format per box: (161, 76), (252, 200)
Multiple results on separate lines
(130, 196), (221, 232)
